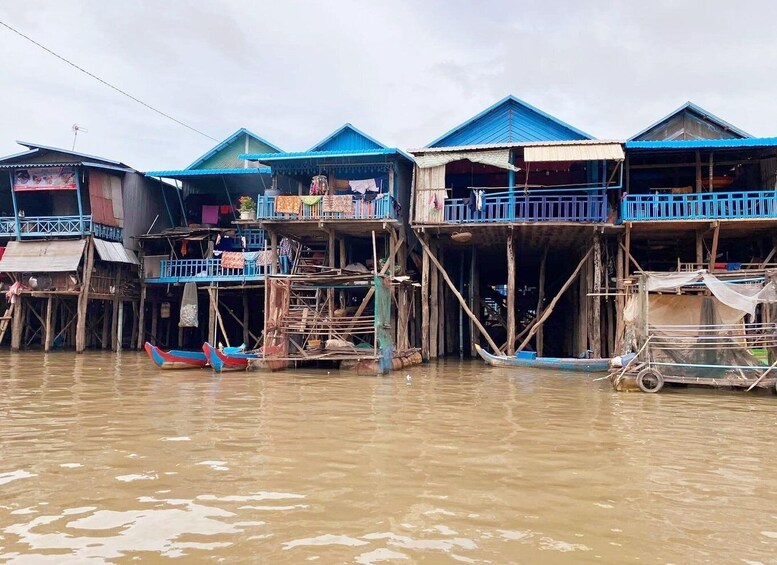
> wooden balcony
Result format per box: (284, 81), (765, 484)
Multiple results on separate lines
(621, 190), (777, 222)
(255, 195), (395, 221)
(145, 258), (269, 284)
(0, 215), (123, 242)
(439, 192), (607, 224)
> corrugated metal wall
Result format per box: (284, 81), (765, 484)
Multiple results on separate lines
(121, 172), (174, 250)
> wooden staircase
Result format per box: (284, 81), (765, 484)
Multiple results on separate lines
(0, 302), (15, 344)
(292, 242), (328, 275)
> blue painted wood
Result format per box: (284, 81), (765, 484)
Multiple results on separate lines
(475, 344), (610, 373)
(255, 195), (395, 221)
(442, 192), (606, 223)
(0, 215), (123, 241)
(310, 124), (386, 152)
(621, 191), (777, 221)
(147, 258), (268, 284)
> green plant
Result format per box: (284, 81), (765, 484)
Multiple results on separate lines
(238, 195), (256, 213)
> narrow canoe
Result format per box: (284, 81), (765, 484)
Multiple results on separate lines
(202, 342), (258, 373)
(144, 342), (208, 370)
(475, 344), (610, 373)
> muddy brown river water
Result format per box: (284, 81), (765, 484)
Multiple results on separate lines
(1, 352), (777, 563)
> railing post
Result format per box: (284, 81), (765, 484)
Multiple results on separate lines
(75, 168), (85, 235)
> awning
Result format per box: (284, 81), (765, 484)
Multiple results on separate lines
(524, 143), (624, 162)
(93, 238), (139, 265)
(0, 239), (86, 272)
(414, 149), (520, 171)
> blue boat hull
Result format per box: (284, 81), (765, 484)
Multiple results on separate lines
(475, 344), (610, 373)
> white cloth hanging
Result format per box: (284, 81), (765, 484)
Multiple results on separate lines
(349, 179), (379, 194)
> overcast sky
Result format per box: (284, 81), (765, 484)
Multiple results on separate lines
(1, 0), (775, 170)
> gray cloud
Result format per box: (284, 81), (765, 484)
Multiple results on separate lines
(0, 0), (775, 170)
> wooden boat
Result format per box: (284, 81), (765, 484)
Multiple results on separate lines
(474, 344), (610, 373)
(202, 342), (258, 373)
(144, 342), (208, 370)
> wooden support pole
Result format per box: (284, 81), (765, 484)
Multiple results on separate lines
(518, 247), (593, 353)
(615, 235), (625, 354)
(44, 296), (53, 352)
(536, 247), (547, 356)
(624, 223), (631, 277)
(130, 301), (139, 350)
(111, 268), (122, 352)
(469, 245), (480, 356)
(75, 237), (95, 353)
(11, 297), (23, 351)
(137, 285), (146, 348)
(695, 150), (702, 192)
(417, 236), (501, 355)
(695, 229), (704, 267)
(208, 287), (230, 347)
(117, 300), (124, 352)
(339, 236), (347, 309)
(709, 221), (720, 271)
(591, 235), (602, 357)
(421, 234), (430, 361)
(242, 292), (250, 346)
(150, 300), (159, 345)
(207, 289), (216, 345)
(328, 229), (335, 339)
(269, 230), (278, 274)
(506, 235), (516, 355)
(429, 239), (439, 359)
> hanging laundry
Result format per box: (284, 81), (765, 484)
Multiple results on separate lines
(323, 195), (354, 215)
(201, 205), (219, 224)
(476, 190), (484, 212)
(181, 239), (189, 257)
(349, 178), (378, 194)
(275, 195), (301, 215)
(221, 251), (245, 270)
(219, 204), (232, 214)
(468, 191), (477, 212)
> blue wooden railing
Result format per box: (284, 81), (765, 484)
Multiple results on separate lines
(621, 190), (777, 221)
(442, 192), (607, 223)
(0, 215), (123, 242)
(147, 258), (269, 284)
(242, 228), (266, 250)
(256, 195), (394, 220)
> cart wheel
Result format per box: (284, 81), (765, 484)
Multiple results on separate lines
(637, 368), (664, 393)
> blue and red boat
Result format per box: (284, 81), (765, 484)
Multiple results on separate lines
(144, 342), (209, 370)
(202, 342), (259, 373)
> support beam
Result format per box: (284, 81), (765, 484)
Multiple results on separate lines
(150, 301), (159, 345)
(615, 236), (625, 354)
(417, 236), (501, 355)
(421, 235), (430, 361)
(44, 296), (53, 352)
(11, 298), (23, 351)
(137, 285), (146, 348)
(111, 268), (122, 352)
(708, 220), (720, 271)
(590, 235), (602, 357)
(269, 230), (279, 274)
(518, 247), (593, 353)
(536, 247), (547, 356)
(506, 235), (516, 355)
(469, 246), (480, 356)
(242, 292), (250, 346)
(75, 237), (95, 353)
(624, 223), (631, 277)
(117, 300), (125, 352)
(429, 239), (439, 359)
(695, 229), (704, 267)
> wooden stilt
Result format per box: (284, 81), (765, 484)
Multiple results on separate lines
(0, 301), (15, 345)
(506, 235), (516, 355)
(430, 239), (439, 359)
(207, 289), (216, 345)
(327, 229), (335, 339)
(130, 301), (139, 350)
(708, 220), (720, 270)
(208, 287), (230, 347)
(518, 247), (593, 353)
(615, 235), (625, 354)
(536, 247), (547, 356)
(417, 236), (501, 354)
(44, 296), (53, 352)
(579, 252), (589, 356)
(137, 285), (146, 349)
(269, 230), (278, 274)
(624, 223), (631, 277)
(421, 234), (430, 361)
(470, 246), (480, 356)
(11, 297), (23, 351)
(591, 235), (602, 357)
(75, 237), (95, 353)
(117, 300), (124, 352)
(150, 300), (159, 345)
(695, 229), (704, 267)
(111, 268), (122, 352)
(242, 292), (250, 346)
(339, 237), (347, 309)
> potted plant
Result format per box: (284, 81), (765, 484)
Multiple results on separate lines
(238, 196), (256, 220)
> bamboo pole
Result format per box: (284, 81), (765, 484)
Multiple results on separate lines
(518, 247), (593, 353)
(137, 285), (146, 348)
(417, 236), (501, 354)
(208, 287), (230, 347)
(44, 296), (53, 352)
(421, 234), (430, 361)
(430, 239), (439, 359)
(708, 220), (720, 270)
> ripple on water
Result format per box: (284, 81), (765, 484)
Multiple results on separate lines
(0, 470), (36, 486)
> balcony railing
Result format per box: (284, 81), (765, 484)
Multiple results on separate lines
(0, 215), (123, 242)
(621, 190), (777, 221)
(441, 191), (607, 224)
(256, 194), (394, 221)
(146, 258), (268, 284)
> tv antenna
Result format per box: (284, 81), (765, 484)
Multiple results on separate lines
(71, 124), (88, 150)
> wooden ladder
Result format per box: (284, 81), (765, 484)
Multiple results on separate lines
(0, 302), (15, 344)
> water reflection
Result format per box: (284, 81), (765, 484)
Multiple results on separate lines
(1, 353), (777, 562)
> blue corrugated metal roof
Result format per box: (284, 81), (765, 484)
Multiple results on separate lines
(626, 137), (777, 150)
(426, 95), (594, 148)
(186, 128), (283, 170)
(309, 123), (387, 152)
(628, 102), (752, 141)
(241, 148), (400, 161)
(145, 167), (271, 177)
